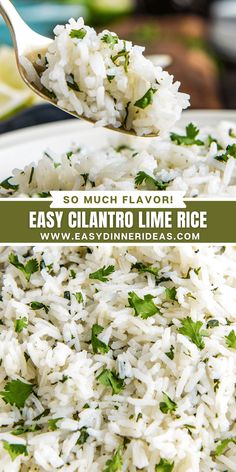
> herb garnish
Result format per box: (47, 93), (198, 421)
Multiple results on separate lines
(97, 369), (124, 395)
(212, 437), (236, 457)
(91, 324), (110, 354)
(103, 446), (123, 472)
(165, 287), (177, 301)
(112, 48), (130, 72)
(89, 265), (115, 282)
(206, 319), (219, 329)
(155, 458), (174, 471)
(66, 73), (80, 92)
(160, 392), (177, 414)
(77, 427), (89, 445)
(134, 87), (157, 109)
(225, 330), (236, 349)
(132, 262), (159, 277)
(0, 177), (19, 191)
(9, 253), (39, 282)
(101, 33), (118, 48)
(70, 28), (87, 40)
(170, 123), (204, 146)
(0, 379), (33, 408)
(128, 291), (160, 319)
(215, 144), (236, 162)
(15, 317), (28, 333)
(74, 292), (83, 303)
(178, 317), (206, 350)
(165, 345), (174, 360)
(28, 301), (49, 314)
(48, 417), (63, 431)
(3, 442), (28, 461)
(135, 171), (170, 191)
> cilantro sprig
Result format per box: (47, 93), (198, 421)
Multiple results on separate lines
(89, 265), (115, 282)
(103, 446), (123, 472)
(9, 253), (39, 282)
(132, 262), (159, 277)
(215, 144), (236, 163)
(91, 324), (110, 354)
(128, 291), (160, 319)
(97, 369), (124, 395)
(101, 33), (118, 48)
(178, 316), (206, 350)
(0, 379), (33, 408)
(135, 171), (170, 191)
(170, 123), (204, 146)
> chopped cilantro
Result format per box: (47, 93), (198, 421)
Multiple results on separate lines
(64, 291), (71, 301)
(12, 424), (41, 435)
(215, 144), (236, 162)
(229, 128), (236, 138)
(89, 265), (115, 282)
(34, 408), (50, 421)
(225, 330), (236, 349)
(74, 292), (83, 303)
(135, 171), (170, 191)
(91, 324), (109, 354)
(170, 123), (204, 146)
(66, 73), (80, 92)
(155, 458), (174, 471)
(101, 33), (118, 48)
(165, 287), (177, 301)
(128, 291), (160, 319)
(165, 345), (174, 360)
(0, 177), (18, 191)
(183, 267), (201, 279)
(178, 317), (205, 350)
(107, 74), (115, 83)
(112, 48), (130, 73)
(3, 442), (28, 461)
(206, 319), (219, 329)
(134, 87), (157, 109)
(9, 253), (39, 282)
(14, 317), (28, 333)
(0, 379), (33, 408)
(103, 446), (123, 472)
(70, 269), (76, 279)
(160, 392), (177, 414)
(97, 369), (124, 395)
(28, 301), (49, 314)
(212, 437), (236, 457)
(70, 28), (87, 40)
(38, 192), (51, 198)
(132, 262), (159, 277)
(208, 135), (223, 150)
(48, 417), (62, 431)
(28, 167), (34, 185)
(76, 427), (89, 445)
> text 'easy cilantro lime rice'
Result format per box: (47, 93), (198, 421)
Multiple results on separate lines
(0, 245), (236, 471)
(21, 18), (189, 137)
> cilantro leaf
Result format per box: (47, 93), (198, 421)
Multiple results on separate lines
(101, 33), (118, 48)
(97, 369), (124, 395)
(66, 73), (80, 92)
(165, 345), (174, 360)
(103, 446), (123, 472)
(165, 287), (177, 301)
(132, 262), (159, 277)
(0, 379), (33, 408)
(15, 317), (28, 333)
(107, 75), (115, 83)
(91, 324), (110, 354)
(74, 292), (83, 303)
(3, 442), (28, 461)
(112, 49), (130, 72)
(76, 427), (89, 445)
(225, 330), (236, 349)
(159, 392), (177, 414)
(134, 87), (157, 109)
(206, 319), (219, 329)
(89, 265), (115, 282)
(178, 316), (205, 350)
(212, 437), (236, 457)
(70, 28), (87, 40)
(28, 301), (49, 314)
(155, 458), (175, 471)
(128, 291), (160, 319)
(135, 171), (170, 191)
(208, 135), (223, 150)
(170, 123), (204, 146)
(48, 417), (63, 431)
(215, 144), (236, 163)
(11, 424), (41, 435)
(9, 253), (39, 282)
(0, 177), (18, 191)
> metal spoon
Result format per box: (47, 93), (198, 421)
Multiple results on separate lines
(0, 0), (167, 136)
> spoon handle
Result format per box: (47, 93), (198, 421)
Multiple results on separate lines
(0, 0), (50, 56)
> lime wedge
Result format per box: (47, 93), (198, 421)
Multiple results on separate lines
(0, 82), (33, 120)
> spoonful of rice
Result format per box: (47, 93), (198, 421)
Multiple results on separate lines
(0, 0), (189, 136)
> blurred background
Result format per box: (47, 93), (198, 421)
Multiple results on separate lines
(0, 0), (236, 132)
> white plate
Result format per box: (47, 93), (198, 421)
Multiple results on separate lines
(0, 110), (236, 180)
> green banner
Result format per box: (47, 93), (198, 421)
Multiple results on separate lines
(0, 200), (235, 244)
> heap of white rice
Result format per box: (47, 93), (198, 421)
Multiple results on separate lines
(1, 120), (236, 198)
(21, 17), (189, 137)
(0, 245), (236, 471)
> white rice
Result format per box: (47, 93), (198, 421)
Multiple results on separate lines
(21, 17), (189, 137)
(0, 245), (236, 471)
(1, 120), (236, 198)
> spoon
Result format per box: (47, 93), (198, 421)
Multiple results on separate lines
(0, 0), (167, 136)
